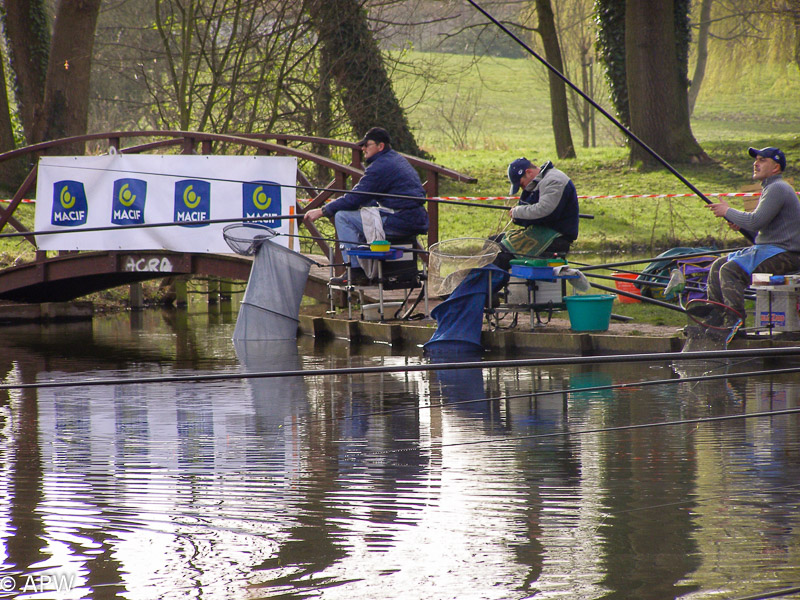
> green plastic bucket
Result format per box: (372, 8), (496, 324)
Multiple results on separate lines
(564, 294), (616, 332)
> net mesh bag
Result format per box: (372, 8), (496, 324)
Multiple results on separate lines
(223, 223), (278, 256)
(428, 237), (502, 297)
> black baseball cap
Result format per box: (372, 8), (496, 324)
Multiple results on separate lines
(357, 127), (391, 147)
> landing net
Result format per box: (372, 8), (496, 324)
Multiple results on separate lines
(223, 223), (279, 256)
(682, 299), (744, 352)
(428, 237), (502, 297)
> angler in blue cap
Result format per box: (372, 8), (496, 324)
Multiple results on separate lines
(492, 157), (580, 269)
(705, 146), (800, 336)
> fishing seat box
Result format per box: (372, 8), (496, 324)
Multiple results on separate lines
(507, 258), (567, 307)
(380, 235), (422, 290)
(753, 275), (800, 332)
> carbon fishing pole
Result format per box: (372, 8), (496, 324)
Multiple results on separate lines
(2, 346), (799, 391)
(574, 248), (742, 272)
(36, 161), (595, 217)
(465, 0), (756, 244)
(588, 280), (687, 312)
(0, 214), (302, 239)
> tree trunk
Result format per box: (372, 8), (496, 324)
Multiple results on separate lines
(534, 0), (576, 159)
(2, 0), (50, 144)
(33, 0), (102, 153)
(625, 0), (708, 165)
(595, 0), (629, 127)
(0, 45), (27, 192)
(687, 0), (712, 115)
(790, 0), (800, 72)
(307, 0), (427, 158)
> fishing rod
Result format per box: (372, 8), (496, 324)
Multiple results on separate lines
(0, 214), (301, 239)
(581, 269), (756, 301)
(589, 280), (687, 312)
(465, 0), (756, 244)
(574, 248), (741, 272)
(2, 346), (799, 391)
(38, 161), (594, 218)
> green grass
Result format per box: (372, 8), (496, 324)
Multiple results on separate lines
(395, 51), (800, 254)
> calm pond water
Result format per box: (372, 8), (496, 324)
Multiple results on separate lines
(0, 307), (799, 599)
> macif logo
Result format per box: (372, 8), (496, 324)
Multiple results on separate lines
(174, 179), (211, 227)
(51, 181), (88, 226)
(111, 179), (147, 225)
(242, 181), (281, 227)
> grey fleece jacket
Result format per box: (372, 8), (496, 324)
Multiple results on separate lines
(725, 174), (800, 252)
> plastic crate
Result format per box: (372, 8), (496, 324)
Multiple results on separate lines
(510, 264), (556, 280)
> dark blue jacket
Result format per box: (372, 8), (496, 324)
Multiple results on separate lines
(512, 161), (579, 242)
(322, 147), (429, 235)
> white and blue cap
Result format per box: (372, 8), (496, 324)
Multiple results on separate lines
(748, 146), (786, 171)
(507, 157), (533, 195)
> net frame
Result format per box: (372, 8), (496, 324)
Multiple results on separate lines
(223, 223), (279, 256)
(427, 237), (503, 298)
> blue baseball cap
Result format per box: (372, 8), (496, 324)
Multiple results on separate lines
(748, 146), (786, 171)
(507, 157), (533, 194)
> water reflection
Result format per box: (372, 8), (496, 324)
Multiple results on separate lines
(0, 311), (798, 599)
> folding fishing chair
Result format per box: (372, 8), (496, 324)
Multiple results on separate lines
(328, 235), (428, 321)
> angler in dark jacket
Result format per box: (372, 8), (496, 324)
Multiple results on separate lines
(304, 127), (428, 285)
(491, 157), (579, 268)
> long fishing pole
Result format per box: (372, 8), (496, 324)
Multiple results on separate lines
(574, 248), (740, 272)
(0, 214), (302, 239)
(2, 346), (799, 391)
(589, 280), (687, 312)
(37, 161), (594, 218)
(465, 0), (756, 244)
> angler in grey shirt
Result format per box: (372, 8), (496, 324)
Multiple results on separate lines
(705, 146), (800, 330)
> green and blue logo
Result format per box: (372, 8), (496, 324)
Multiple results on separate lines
(242, 181), (281, 227)
(51, 180), (88, 226)
(111, 178), (147, 225)
(174, 179), (211, 227)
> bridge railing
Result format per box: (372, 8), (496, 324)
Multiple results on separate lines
(0, 131), (477, 269)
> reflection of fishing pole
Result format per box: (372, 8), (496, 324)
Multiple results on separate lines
(464, 0), (756, 244)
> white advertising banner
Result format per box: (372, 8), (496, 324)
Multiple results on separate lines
(34, 154), (298, 252)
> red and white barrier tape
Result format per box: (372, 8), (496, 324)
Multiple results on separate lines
(432, 192), (768, 201)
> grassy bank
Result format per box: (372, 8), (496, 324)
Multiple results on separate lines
(397, 51), (800, 254)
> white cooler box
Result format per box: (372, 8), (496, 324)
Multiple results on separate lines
(506, 276), (565, 307)
(754, 282), (800, 332)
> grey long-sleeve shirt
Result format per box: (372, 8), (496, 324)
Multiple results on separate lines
(725, 174), (800, 252)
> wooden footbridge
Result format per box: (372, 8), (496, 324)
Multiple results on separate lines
(0, 131), (476, 305)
